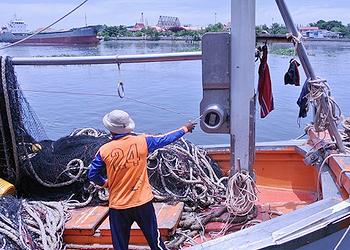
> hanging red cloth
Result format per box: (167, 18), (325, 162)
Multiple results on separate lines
(257, 45), (274, 118)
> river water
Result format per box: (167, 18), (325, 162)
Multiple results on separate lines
(1, 40), (350, 145)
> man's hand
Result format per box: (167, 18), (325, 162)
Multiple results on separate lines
(103, 180), (108, 188)
(184, 121), (196, 133)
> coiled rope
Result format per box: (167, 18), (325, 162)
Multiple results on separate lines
(306, 78), (342, 132)
(225, 170), (258, 216)
(0, 197), (69, 250)
(147, 138), (227, 208)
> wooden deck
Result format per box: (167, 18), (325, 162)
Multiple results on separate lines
(64, 202), (184, 248)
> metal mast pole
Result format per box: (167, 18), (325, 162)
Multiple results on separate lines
(230, 0), (256, 175)
(275, 0), (346, 153)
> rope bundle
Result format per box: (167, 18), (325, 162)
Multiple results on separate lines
(0, 197), (69, 250)
(306, 78), (342, 132)
(341, 117), (350, 152)
(225, 170), (257, 216)
(147, 138), (227, 208)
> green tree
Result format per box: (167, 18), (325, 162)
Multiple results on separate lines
(205, 23), (225, 33)
(99, 25), (132, 38)
(269, 23), (287, 34)
(346, 24), (350, 37)
(256, 24), (270, 34)
(141, 27), (160, 40)
(310, 19), (345, 31)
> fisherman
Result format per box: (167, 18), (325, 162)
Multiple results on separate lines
(88, 109), (196, 250)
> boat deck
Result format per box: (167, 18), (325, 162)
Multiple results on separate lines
(64, 143), (322, 249)
(65, 202), (184, 249)
(64, 185), (316, 249)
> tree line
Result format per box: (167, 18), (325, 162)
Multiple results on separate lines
(256, 19), (350, 38)
(98, 19), (350, 40)
(98, 23), (228, 40)
(309, 20), (350, 36)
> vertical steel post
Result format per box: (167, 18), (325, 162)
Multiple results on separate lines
(275, 0), (346, 153)
(230, 0), (256, 175)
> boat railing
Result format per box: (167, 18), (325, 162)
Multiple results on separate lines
(11, 52), (202, 66)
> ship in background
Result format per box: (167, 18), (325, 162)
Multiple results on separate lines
(0, 18), (100, 45)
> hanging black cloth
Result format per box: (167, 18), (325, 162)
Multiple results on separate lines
(284, 59), (300, 86)
(297, 79), (310, 118)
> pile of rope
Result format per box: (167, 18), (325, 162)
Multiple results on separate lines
(147, 138), (227, 209)
(341, 117), (350, 152)
(146, 140), (260, 249)
(165, 171), (258, 249)
(225, 170), (257, 216)
(306, 78), (342, 132)
(0, 196), (69, 250)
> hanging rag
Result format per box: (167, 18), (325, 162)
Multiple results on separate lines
(297, 79), (310, 118)
(257, 45), (274, 118)
(284, 59), (301, 86)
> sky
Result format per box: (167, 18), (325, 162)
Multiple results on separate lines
(1, 0), (350, 30)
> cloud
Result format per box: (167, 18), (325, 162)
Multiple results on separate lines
(0, 0), (349, 31)
(256, 0), (350, 25)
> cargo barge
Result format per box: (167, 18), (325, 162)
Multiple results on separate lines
(0, 19), (99, 45)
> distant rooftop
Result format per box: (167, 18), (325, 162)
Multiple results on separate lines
(299, 26), (319, 31)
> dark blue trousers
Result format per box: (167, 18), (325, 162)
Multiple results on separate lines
(109, 201), (167, 250)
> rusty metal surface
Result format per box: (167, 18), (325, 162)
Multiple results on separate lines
(257, 186), (317, 214)
(329, 157), (350, 196)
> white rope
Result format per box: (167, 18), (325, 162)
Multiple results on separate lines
(225, 170), (258, 216)
(70, 127), (105, 137)
(147, 138), (226, 207)
(26, 157), (86, 188)
(305, 77), (342, 133)
(0, 199), (69, 250)
(286, 32), (303, 44)
(0, 238), (6, 250)
(341, 117), (350, 152)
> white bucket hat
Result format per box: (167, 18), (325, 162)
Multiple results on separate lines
(102, 110), (135, 134)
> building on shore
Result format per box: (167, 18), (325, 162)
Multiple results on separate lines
(299, 26), (341, 39)
(128, 22), (146, 32)
(156, 16), (182, 31)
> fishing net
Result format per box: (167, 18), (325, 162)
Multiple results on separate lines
(0, 56), (226, 207)
(0, 56), (110, 204)
(0, 56), (236, 250)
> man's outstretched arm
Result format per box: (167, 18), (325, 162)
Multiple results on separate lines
(146, 122), (195, 153)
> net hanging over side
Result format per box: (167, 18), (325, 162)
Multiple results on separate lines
(0, 56), (264, 249)
(0, 56), (227, 209)
(0, 56), (110, 204)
